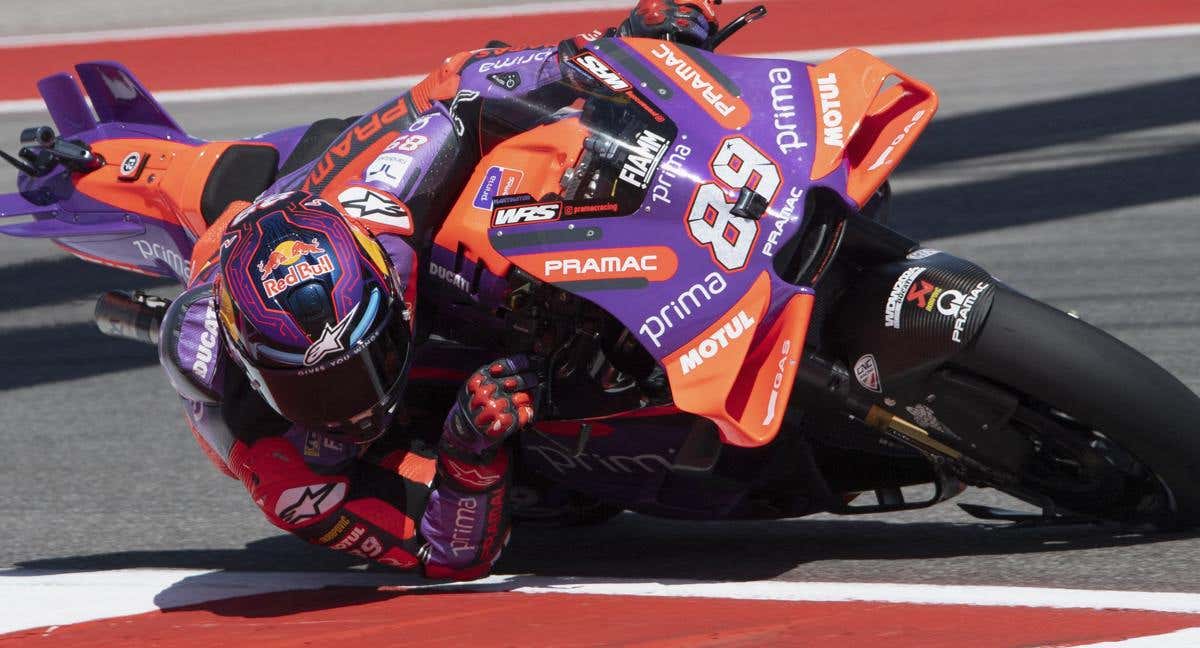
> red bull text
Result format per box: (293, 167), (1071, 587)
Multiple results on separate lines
(258, 239), (335, 298)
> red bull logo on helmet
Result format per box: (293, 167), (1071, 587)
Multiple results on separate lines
(257, 238), (335, 298)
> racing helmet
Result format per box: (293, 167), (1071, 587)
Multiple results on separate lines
(215, 191), (412, 443)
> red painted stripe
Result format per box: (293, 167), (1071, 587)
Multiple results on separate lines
(0, 0), (1197, 101)
(2, 589), (1199, 647)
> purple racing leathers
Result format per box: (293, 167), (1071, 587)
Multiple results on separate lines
(159, 13), (703, 579)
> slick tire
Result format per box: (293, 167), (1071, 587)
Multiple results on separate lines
(959, 284), (1200, 528)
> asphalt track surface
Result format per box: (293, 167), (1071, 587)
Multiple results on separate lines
(0, 24), (1199, 600)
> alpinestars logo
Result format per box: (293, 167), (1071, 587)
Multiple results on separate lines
(619, 130), (670, 189)
(492, 201), (562, 227)
(275, 482), (347, 525)
(572, 53), (632, 92)
(304, 304), (360, 366)
(337, 187), (413, 235)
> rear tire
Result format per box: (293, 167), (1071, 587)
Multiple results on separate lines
(958, 284), (1200, 527)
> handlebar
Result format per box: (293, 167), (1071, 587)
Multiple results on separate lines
(2, 124), (104, 178)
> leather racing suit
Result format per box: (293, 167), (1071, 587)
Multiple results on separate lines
(159, 0), (719, 580)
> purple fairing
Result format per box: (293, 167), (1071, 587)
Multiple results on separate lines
(424, 244), (510, 346)
(419, 485), (493, 569)
(1, 162), (197, 281)
(518, 414), (781, 520)
(38, 73), (97, 136)
(1, 61), (320, 283)
(357, 113), (455, 204)
(457, 47), (567, 121)
(76, 62), (186, 133)
(472, 41), (838, 364)
(3, 66), (205, 282)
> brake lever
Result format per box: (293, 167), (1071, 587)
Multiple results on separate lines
(707, 5), (767, 51)
(0, 149), (44, 177)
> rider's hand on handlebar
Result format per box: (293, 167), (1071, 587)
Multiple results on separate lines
(619, 0), (720, 48)
(441, 356), (540, 460)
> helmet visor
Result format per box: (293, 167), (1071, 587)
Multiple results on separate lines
(243, 307), (411, 428)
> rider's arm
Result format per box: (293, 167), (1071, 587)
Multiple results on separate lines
(216, 357), (535, 579)
(333, 1), (722, 239)
(158, 271), (508, 575)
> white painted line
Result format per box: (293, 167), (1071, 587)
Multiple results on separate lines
(507, 578), (1200, 614)
(0, 0), (756, 48)
(0, 569), (414, 634)
(5, 569), (1200, 635)
(1069, 628), (1200, 647)
(1, 22), (1196, 116)
(757, 22), (1200, 62)
(0, 75), (428, 116)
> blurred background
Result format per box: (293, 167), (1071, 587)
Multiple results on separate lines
(0, 0), (1198, 591)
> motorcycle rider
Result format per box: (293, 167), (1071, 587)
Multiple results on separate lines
(160, 0), (723, 580)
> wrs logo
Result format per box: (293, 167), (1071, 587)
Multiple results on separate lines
(572, 53), (632, 92)
(492, 201), (562, 227)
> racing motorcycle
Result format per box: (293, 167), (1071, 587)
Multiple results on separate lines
(4, 5), (1200, 531)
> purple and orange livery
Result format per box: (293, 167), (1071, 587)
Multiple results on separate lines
(0, 32), (937, 476)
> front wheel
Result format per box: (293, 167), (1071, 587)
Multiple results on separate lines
(956, 285), (1200, 527)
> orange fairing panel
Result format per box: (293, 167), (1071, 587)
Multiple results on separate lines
(189, 200), (251, 284)
(808, 48), (939, 207)
(434, 118), (590, 276)
(664, 273), (813, 448)
(77, 139), (275, 238)
(508, 246), (679, 283)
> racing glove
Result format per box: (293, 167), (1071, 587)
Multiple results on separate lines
(420, 356), (540, 579)
(619, 0), (720, 48)
(441, 355), (540, 461)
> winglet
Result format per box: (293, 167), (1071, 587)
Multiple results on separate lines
(37, 73), (98, 137)
(75, 62), (184, 133)
(0, 191), (54, 220)
(808, 48), (939, 207)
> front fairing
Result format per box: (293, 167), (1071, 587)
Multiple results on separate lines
(432, 40), (843, 447)
(432, 38), (936, 447)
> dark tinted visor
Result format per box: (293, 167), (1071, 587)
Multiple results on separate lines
(247, 310), (411, 427)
